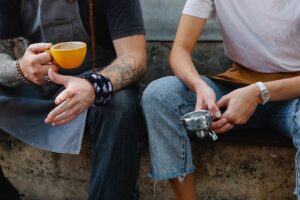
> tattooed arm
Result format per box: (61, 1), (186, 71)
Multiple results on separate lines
(99, 35), (147, 92)
(44, 34), (147, 126)
(0, 39), (23, 86)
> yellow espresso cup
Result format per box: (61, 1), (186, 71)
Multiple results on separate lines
(48, 41), (87, 69)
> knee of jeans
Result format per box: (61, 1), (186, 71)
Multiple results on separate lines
(141, 76), (184, 110)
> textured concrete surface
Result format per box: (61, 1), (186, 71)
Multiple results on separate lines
(0, 131), (296, 200)
(139, 142), (296, 200)
(140, 0), (222, 41)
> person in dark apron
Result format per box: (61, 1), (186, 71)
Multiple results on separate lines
(0, 0), (146, 199)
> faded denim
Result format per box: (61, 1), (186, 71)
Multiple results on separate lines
(141, 76), (300, 198)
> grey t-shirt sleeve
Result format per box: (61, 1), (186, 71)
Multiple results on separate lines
(0, 53), (22, 87)
(183, 0), (215, 19)
(104, 0), (145, 40)
(0, 39), (22, 87)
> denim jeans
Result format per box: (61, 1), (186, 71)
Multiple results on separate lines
(86, 88), (140, 200)
(141, 76), (300, 198)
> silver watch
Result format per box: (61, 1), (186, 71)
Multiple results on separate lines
(255, 81), (270, 105)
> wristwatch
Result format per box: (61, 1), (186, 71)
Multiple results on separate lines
(255, 81), (270, 105)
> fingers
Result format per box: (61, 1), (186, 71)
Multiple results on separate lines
(27, 43), (52, 53)
(54, 88), (75, 105)
(50, 105), (82, 125)
(45, 100), (69, 123)
(207, 100), (221, 118)
(34, 64), (58, 77)
(48, 68), (69, 86)
(211, 118), (233, 134)
(45, 98), (85, 126)
(195, 97), (205, 111)
(34, 51), (53, 64)
(217, 95), (229, 109)
(214, 123), (234, 134)
(211, 118), (227, 130)
(50, 114), (78, 126)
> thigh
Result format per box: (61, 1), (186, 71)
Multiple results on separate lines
(263, 99), (300, 142)
(87, 88), (140, 200)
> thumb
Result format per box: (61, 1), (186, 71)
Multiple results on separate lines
(27, 43), (52, 53)
(207, 100), (221, 119)
(48, 68), (68, 86)
(217, 96), (229, 110)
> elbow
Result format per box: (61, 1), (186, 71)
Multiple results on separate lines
(136, 50), (147, 79)
(169, 46), (181, 72)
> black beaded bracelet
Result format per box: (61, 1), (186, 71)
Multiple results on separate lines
(16, 59), (31, 84)
(83, 73), (113, 107)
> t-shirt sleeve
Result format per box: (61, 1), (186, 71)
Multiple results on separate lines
(183, 0), (215, 19)
(0, 0), (22, 39)
(104, 0), (145, 40)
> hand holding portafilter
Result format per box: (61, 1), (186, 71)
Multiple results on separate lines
(182, 110), (218, 141)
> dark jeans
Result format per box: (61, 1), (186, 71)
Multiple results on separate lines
(87, 88), (140, 200)
(0, 165), (20, 200)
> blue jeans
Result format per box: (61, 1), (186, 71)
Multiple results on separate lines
(87, 88), (140, 200)
(141, 76), (300, 198)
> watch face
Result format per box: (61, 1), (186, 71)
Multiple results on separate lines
(262, 90), (270, 99)
(261, 90), (270, 104)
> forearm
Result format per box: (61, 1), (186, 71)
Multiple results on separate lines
(169, 15), (208, 92)
(170, 47), (207, 92)
(265, 76), (300, 101)
(0, 39), (22, 86)
(98, 53), (147, 92)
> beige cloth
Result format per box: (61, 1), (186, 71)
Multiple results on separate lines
(212, 63), (300, 85)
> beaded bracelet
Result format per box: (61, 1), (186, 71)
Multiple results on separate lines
(83, 73), (113, 107)
(16, 59), (31, 84)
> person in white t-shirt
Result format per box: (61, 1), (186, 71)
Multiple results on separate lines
(142, 0), (300, 199)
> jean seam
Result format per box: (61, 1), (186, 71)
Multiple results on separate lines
(181, 135), (186, 173)
(292, 100), (300, 196)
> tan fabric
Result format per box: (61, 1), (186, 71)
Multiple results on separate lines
(212, 63), (300, 85)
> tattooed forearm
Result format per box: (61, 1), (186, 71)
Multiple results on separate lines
(98, 54), (146, 91)
(0, 39), (22, 87)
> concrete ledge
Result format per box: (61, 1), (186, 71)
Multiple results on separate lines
(0, 131), (296, 200)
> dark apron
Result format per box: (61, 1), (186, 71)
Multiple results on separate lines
(0, 0), (113, 154)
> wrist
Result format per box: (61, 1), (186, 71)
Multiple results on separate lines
(16, 58), (31, 84)
(254, 81), (270, 105)
(82, 73), (113, 107)
(249, 84), (262, 105)
(193, 79), (208, 92)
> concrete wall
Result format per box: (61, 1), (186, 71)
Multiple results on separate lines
(140, 0), (222, 41)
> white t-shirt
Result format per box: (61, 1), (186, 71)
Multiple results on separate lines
(183, 0), (300, 73)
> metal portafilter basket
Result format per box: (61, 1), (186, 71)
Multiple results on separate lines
(182, 110), (218, 141)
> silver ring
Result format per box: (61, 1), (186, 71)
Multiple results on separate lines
(44, 75), (51, 82)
